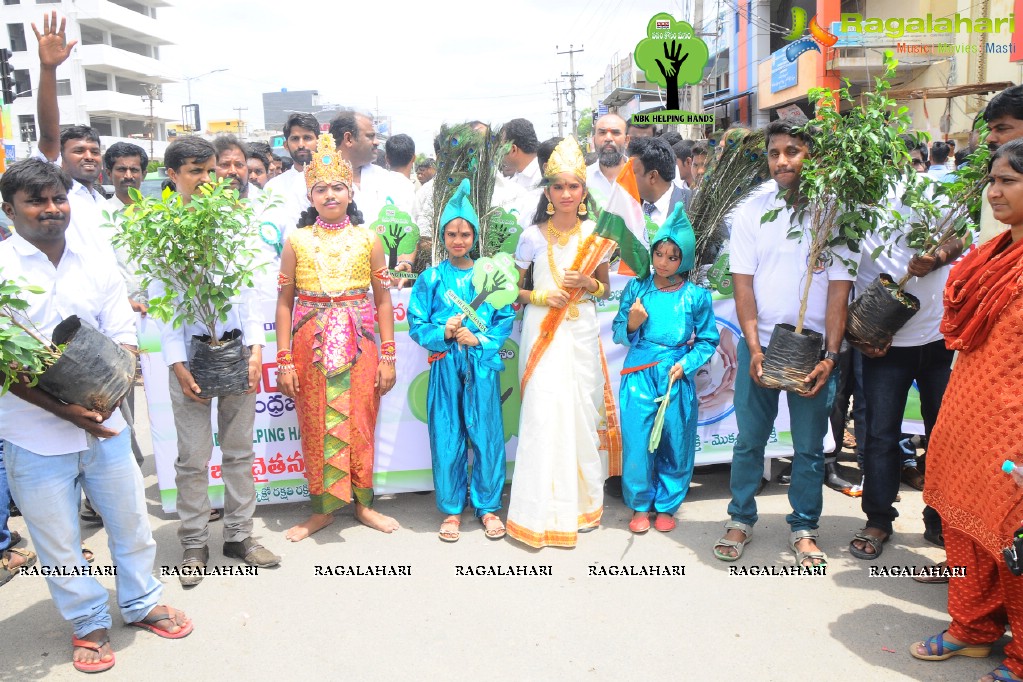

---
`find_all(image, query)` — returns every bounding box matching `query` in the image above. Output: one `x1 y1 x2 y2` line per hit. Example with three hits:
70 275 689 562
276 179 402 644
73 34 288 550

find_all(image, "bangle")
277 273 293 291
275 362 295 376
380 341 396 364
276 349 293 364
592 281 605 298
530 289 548 306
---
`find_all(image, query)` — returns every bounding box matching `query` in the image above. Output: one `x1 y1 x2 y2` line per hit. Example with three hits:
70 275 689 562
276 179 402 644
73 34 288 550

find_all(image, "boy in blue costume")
407 179 515 542
612 203 719 533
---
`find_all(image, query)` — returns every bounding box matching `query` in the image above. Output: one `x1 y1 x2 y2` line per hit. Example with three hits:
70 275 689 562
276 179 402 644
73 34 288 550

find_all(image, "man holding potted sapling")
712 120 856 569
0 159 192 674
155 136 281 586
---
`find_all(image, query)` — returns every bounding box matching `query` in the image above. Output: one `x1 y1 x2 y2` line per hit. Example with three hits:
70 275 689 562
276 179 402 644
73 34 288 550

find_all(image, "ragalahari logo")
631 13 713 126
783 7 839 62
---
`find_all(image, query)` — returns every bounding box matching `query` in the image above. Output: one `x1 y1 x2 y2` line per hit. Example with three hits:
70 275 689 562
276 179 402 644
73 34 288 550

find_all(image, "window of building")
56 78 71 96
4 0 22 6
80 25 105 46
36 0 61 4
12 69 30 98
7 23 27 51
18 115 36 142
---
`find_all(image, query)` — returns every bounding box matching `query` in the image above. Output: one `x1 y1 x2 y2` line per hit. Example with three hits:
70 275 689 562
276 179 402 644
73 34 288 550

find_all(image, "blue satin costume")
612 205 719 514
408 261 514 516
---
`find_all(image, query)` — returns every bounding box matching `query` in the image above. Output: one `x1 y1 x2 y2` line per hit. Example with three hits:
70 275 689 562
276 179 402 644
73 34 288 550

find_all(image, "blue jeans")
4 429 162 637
0 441 11 550
728 339 838 531
860 340 953 536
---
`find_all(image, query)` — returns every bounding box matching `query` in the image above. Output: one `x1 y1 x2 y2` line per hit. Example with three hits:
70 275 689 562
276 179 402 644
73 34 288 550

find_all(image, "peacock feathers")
686 128 769 282
429 122 507 264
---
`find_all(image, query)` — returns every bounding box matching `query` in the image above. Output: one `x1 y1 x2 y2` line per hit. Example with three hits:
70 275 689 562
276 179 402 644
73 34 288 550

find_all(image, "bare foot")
73 628 113 668
286 513 334 542
355 503 400 533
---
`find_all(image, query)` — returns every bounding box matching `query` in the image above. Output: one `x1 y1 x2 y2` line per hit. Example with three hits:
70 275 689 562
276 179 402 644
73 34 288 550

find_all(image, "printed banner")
145 260 807 513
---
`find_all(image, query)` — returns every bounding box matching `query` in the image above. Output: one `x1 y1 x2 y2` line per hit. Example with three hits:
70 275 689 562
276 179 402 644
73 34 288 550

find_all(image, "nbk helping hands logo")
631 13 713 126
783 7 839 62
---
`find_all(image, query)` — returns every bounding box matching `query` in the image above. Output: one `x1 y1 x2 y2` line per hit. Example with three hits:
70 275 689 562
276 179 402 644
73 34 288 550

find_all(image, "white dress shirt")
0 231 135 454
512 157 541 191
355 163 416 227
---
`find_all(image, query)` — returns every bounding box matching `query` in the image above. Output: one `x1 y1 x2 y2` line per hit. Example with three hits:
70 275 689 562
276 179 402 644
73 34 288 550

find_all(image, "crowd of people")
0 11 1022 681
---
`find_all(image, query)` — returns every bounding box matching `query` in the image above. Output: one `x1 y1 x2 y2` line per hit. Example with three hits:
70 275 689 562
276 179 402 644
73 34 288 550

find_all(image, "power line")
557 44 585 138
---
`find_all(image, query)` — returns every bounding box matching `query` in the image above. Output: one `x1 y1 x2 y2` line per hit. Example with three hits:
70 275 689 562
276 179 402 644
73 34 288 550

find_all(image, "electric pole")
546 79 565 137
141 84 163 160
233 106 248 136
557 44 584 139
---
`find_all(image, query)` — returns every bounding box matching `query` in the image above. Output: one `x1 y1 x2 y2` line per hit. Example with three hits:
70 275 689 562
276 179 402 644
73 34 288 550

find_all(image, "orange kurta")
924 294 1023 557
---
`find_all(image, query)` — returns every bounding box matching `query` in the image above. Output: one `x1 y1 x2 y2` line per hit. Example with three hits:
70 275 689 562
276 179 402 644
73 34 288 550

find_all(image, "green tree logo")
484 207 523 256
470 253 519 310
372 200 418 269
633 14 709 112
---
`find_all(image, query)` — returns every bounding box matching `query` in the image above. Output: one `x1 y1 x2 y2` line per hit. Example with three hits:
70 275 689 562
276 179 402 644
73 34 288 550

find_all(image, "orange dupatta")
520 232 622 472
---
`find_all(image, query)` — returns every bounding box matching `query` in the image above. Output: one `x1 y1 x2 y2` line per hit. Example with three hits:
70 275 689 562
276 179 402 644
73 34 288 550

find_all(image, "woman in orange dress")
275 134 399 540
910 139 1023 682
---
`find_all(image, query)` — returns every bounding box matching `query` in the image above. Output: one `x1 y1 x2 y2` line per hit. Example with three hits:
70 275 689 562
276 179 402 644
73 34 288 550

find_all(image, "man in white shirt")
979 85 1023 243
927 142 953 181
101 141 150 466
262 112 320 235
502 118 542 191
673 139 697 191
849 176 963 560
32 14 113 259
0 158 192 671
329 112 417 284
157 137 280 585
714 120 856 568
586 113 630 210
214 135 279 305
628 136 690 226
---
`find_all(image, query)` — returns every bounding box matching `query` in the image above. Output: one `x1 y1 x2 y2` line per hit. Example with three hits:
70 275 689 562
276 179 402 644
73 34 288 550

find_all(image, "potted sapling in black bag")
0 275 134 412
759 53 911 393
846 138 989 351
113 177 260 397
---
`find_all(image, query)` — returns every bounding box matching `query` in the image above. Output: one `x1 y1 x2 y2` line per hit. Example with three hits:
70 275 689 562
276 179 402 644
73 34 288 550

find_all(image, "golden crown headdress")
544 137 586 181
305 133 354 191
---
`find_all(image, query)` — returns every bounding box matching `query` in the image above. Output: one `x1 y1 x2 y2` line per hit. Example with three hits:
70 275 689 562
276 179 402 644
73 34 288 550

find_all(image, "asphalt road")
0 395 1003 681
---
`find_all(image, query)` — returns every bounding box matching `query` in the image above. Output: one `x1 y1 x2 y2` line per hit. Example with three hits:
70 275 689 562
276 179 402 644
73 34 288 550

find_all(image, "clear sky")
158 0 695 152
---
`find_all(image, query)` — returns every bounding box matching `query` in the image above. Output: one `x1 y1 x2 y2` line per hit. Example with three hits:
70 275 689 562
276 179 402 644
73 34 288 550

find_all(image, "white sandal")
713 520 752 562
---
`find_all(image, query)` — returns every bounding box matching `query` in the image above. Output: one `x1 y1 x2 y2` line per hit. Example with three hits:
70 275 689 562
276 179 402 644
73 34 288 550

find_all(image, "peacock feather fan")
431 123 483 263
430 122 504 263
686 128 769 282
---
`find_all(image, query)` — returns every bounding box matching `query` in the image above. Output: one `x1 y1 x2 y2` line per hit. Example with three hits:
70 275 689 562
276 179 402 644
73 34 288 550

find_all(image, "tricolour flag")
594 158 650 277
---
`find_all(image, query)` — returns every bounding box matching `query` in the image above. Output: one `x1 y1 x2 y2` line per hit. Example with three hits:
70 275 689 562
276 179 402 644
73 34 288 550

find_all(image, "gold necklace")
312 226 346 291
546 219 582 320
546 218 581 248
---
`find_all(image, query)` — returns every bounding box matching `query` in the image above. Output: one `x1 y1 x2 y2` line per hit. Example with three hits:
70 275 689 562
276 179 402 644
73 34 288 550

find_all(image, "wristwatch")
822 350 840 365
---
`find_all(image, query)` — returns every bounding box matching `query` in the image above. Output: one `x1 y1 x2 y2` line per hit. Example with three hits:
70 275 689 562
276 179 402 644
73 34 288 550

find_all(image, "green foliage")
0 276 60 395
633 15 709 88
469 253 519 310
883 127 989 287
146 160 161 174
769 52 912 331
112 177 261 345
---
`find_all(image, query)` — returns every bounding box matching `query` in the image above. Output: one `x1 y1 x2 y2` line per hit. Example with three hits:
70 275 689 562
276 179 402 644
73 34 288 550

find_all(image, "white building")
2 0 177 161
